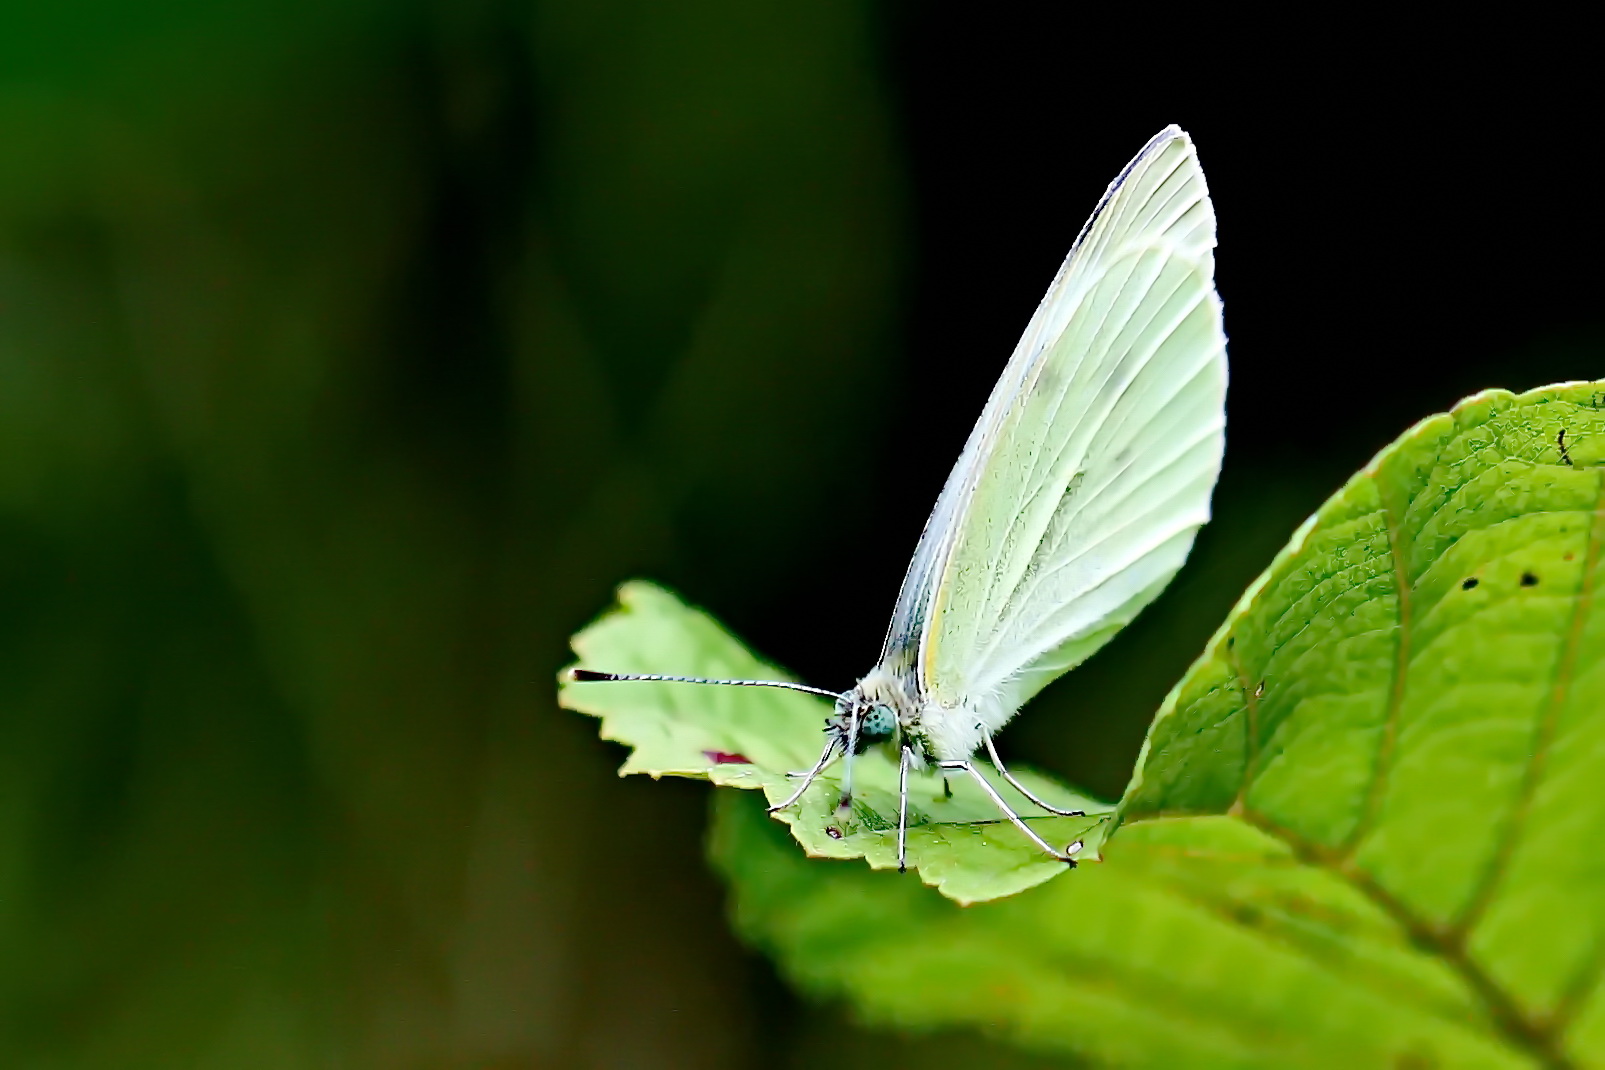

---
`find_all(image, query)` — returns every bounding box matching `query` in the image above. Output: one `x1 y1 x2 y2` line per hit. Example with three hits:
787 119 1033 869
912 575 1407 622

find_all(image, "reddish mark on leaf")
703 750 752 765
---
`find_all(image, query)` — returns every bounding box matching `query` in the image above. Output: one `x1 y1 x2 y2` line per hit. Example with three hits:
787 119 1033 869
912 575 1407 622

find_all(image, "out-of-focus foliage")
1 0 910 1065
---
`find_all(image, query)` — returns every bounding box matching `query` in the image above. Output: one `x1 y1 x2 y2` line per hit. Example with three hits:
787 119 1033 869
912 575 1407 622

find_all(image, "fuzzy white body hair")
917 703 991 763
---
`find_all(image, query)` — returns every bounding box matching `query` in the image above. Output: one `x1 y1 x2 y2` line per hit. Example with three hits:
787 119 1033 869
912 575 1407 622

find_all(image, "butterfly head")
830 666 920 756
830 699 895 754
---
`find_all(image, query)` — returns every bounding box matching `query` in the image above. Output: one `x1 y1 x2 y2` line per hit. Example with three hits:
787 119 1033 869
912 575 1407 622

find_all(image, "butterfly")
571 126 1227 871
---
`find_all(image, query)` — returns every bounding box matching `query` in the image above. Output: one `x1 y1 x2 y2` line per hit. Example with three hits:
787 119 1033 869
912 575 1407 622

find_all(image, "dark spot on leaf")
703 750 751 765
1521 571 1539 587
825 826 843 840
1461 577 1479 590
1226 636 1235 649
1565 552 1576 561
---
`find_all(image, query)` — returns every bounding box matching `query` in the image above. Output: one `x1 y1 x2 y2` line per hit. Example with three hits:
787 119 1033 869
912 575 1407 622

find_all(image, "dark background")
1 2 1597 1066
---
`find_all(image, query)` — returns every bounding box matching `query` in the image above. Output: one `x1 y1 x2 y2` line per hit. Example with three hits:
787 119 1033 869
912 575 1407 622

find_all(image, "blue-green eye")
859 703 896 742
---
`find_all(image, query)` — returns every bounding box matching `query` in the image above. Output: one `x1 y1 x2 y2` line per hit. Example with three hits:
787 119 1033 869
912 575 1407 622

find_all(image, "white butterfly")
574 126 1227 870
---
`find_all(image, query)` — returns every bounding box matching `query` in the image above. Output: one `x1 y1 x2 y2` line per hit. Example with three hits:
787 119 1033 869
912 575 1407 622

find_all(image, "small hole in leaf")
825 826 843 840
1521 571 1539 587
1462 577 1479 590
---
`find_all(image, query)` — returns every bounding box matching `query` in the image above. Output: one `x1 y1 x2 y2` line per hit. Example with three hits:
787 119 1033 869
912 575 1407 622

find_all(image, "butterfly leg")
785 748 840 778
981 731 1086 817
768 736 840 813
935 759 1077 864
897 745 912 872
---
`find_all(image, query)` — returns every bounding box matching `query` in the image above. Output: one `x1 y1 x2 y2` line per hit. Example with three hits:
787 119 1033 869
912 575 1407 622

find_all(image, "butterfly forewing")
880 127 1226 754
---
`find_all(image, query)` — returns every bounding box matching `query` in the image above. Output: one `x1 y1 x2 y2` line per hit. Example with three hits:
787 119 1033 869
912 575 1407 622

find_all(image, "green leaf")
709 789 1531 1069
568 382 1605 1067
559 582 1111 903
1113 381 1605 1064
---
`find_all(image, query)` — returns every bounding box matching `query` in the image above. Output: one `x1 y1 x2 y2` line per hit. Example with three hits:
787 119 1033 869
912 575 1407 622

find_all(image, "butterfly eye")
858 703 897 745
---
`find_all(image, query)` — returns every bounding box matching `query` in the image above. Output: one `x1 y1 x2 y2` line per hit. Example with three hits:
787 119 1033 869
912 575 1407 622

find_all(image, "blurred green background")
0 2 1598 1066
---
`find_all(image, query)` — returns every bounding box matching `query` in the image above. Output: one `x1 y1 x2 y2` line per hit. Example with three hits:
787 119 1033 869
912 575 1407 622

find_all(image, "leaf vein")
1342 494 1413 854
1239 807 1573 1068
1144 870 1509 1047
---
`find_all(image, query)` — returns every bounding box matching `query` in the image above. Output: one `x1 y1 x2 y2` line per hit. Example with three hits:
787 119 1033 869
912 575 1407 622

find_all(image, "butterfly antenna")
567 668 841 701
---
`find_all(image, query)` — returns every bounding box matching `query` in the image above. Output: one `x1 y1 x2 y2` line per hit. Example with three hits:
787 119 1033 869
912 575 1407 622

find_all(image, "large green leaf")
565 382 1605 1067
1111 381 1605 1064
560 582 1110 903
709 792 1529 1068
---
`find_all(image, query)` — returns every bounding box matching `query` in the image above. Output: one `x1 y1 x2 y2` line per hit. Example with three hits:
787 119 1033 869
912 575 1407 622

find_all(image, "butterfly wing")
879 126 1227 759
